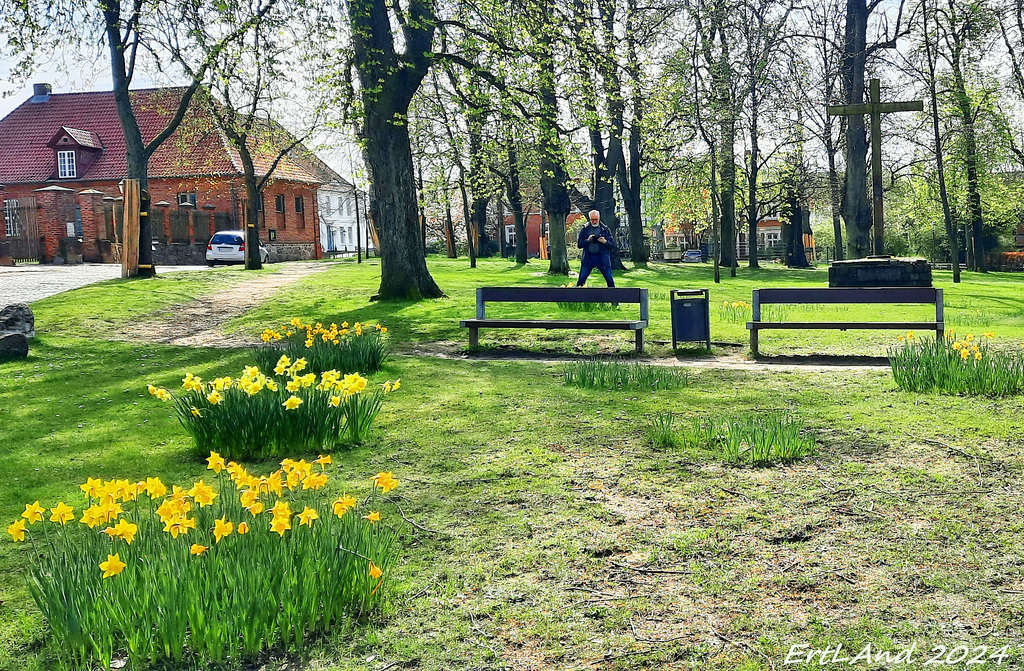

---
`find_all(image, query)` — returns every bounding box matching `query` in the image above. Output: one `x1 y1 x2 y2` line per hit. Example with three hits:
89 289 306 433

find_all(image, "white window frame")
57 150 76 179
4 199 21 237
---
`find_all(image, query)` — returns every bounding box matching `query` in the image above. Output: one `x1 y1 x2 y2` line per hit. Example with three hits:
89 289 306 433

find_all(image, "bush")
149 360 399 460
563 359 689 391
888 332 1024 396
646 412 816 466
254 318 389 376
10 460 403 669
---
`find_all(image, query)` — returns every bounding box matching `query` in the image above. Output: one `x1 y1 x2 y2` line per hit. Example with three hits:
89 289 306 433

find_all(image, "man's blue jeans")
577 255 615 287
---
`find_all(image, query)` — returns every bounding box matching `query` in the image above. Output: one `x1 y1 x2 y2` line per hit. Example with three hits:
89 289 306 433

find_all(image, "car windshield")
210 234 243 245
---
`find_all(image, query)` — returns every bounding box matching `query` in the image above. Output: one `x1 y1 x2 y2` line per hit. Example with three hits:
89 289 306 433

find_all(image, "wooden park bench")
746 287 944 356
460 286 650 353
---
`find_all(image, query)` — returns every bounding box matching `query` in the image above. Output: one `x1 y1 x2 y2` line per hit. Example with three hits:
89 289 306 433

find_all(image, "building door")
4 197 40 262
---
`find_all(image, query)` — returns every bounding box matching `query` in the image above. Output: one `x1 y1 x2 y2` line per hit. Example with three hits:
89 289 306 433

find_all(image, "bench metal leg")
750 328 759 357
469 327 479 348
635 329 644 354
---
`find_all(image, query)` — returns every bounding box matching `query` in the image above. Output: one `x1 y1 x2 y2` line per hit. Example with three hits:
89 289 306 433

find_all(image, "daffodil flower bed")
149 358 400 460
254 318 389 376
888 331 1024 396
8 456 403 668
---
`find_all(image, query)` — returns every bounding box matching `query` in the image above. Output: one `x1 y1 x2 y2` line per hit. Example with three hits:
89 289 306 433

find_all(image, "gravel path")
0 263 213 308
119 262 331 347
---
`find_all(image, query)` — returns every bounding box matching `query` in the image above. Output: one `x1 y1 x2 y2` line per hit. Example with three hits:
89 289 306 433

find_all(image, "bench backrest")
753 287 943 320
476 286 649 321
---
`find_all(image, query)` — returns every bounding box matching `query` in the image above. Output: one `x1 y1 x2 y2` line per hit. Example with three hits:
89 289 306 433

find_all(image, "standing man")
576 210 616 287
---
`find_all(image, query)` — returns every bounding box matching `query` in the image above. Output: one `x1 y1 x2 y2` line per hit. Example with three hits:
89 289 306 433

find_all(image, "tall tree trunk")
620 0 648 267
824 131 845 260
459 172 477 268
840 0 872 258
507 140 528 264
444 188 458 258
924 5 960 282
105 7 154 277
467 103 492 257
536 15 570 275
710 149 721 284
949 53 985 272
236 144 263 270
350 0 443 299
416 153 427 255
618 117 646 266
746 87 760 269
785 190 810 267
361 115 443 298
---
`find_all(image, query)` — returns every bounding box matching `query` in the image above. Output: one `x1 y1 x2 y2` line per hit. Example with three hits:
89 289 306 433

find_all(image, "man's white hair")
588 209 600 219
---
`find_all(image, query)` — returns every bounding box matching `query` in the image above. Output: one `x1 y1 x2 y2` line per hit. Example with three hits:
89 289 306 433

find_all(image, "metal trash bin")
670 288 711 350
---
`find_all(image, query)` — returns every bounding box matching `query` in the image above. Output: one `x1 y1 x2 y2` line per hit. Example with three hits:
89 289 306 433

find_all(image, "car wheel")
207 262 216 267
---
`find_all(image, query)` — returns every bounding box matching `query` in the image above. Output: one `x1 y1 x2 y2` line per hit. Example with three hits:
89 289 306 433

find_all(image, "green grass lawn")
223 257 1024 355
2 257 1024 670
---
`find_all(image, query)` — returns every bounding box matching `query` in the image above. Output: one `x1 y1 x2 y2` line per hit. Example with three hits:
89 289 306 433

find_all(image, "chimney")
30 83 51 103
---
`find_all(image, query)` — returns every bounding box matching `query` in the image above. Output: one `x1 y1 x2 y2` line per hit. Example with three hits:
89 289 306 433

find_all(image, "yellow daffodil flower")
80 477 103 498
50 502 74 525
189 481 217 507
983 332 995 338
372 472 399 494
270 516 291 536
283 395 303 410
237 522 250 534
144 477 167 499
114 518 138 544
207 390 224 405
190 544 208 556
364 511 381 523
7 519 26 542
100 553 126 578
332 494 357 518
314 454 332 465
21 501 45 524
369 561 383 580
297 507 319 526
247 501 265 516
213 517 234 542
206 452 226 473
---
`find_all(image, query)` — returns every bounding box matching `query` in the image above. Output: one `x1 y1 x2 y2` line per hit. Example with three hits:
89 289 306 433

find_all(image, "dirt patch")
399 340 892 373
120 263 330 347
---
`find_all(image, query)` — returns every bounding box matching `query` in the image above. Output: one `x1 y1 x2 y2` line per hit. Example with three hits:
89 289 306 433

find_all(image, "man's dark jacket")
577 222 615 261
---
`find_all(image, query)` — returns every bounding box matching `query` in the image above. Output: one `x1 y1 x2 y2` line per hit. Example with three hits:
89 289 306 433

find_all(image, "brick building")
0 84 322 264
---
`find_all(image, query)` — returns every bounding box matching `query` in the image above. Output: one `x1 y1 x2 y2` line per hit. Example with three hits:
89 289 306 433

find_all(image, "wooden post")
869 79 884 255
827 79 923 257
122 179 140 278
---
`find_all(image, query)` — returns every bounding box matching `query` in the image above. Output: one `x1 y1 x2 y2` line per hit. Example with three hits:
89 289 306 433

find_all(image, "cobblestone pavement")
0 263 213 308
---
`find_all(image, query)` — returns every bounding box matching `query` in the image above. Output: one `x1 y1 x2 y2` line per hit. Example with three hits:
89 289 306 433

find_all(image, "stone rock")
0 303 34 338
828 256 932 288
0 332 28 362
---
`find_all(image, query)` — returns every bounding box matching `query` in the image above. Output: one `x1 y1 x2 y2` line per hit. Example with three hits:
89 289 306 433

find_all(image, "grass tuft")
562 359 689 390
888 335 1024 396
646 412 816 465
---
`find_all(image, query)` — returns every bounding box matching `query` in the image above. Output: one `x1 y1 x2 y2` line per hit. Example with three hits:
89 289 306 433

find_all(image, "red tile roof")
61 126 103 149
0 87 319 185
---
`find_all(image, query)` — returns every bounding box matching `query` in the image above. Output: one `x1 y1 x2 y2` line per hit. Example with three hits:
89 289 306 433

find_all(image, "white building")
289 148 374 255
317 178 373 255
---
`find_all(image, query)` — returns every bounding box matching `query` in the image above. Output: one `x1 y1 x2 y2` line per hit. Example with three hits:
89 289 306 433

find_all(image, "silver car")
206 230 269 266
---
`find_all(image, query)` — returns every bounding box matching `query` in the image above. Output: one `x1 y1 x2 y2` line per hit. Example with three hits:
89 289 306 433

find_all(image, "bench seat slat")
756 287 939 304
478 286 643 303
461 318 646 330
747 321 942 330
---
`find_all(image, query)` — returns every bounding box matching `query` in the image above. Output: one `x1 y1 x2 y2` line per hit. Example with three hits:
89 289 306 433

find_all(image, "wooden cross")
828 78 923 255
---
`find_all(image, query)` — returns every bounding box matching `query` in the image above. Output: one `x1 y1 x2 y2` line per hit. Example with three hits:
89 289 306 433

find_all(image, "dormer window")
57 150 76 178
